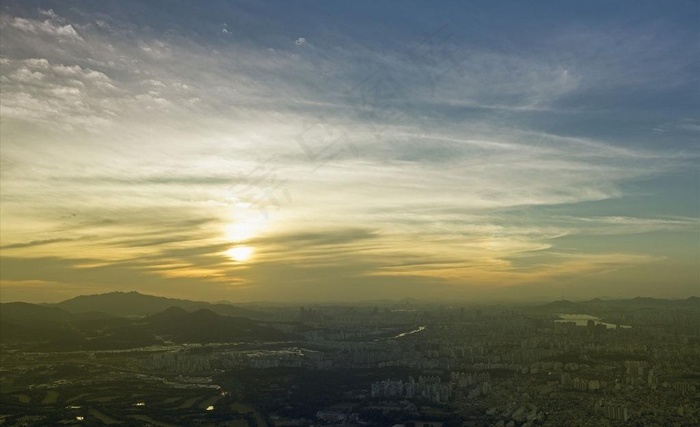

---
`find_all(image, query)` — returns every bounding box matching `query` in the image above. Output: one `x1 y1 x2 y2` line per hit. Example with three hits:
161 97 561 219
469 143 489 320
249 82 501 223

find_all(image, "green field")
89 408 120 425
130 414 177 427
14 394 30 404
66 392 91 403
231 402 268 427
41 390 59 404
176 396 200 409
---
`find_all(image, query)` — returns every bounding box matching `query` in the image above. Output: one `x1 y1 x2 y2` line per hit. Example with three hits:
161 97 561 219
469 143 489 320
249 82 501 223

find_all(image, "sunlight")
226 245 253 262
225 220 260 242
224 216 262 262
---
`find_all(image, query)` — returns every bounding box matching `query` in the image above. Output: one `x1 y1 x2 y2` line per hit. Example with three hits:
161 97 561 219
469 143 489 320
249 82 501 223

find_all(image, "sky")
0 0 698 303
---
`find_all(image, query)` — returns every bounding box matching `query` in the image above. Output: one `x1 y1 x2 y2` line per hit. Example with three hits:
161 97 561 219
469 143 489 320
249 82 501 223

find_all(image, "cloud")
0 57 120 131
251 228 378 248
566 216 699 236
0 2 697 302
0 238 86 250
8 17 83 41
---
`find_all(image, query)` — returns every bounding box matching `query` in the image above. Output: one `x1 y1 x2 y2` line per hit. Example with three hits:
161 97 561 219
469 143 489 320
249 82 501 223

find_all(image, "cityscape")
0 292 698 426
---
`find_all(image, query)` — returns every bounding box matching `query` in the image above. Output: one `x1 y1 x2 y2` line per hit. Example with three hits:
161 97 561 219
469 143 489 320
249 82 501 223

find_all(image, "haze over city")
1 0 698 304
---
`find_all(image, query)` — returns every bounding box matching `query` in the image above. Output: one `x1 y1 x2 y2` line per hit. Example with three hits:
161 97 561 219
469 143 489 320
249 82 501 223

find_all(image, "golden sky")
1 1 698 302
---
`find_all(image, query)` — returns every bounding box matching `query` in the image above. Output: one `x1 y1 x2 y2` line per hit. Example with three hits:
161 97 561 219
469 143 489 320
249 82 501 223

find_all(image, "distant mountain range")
49 291 265 318
0 292 297 351
537 296 699 312
2 291 698 350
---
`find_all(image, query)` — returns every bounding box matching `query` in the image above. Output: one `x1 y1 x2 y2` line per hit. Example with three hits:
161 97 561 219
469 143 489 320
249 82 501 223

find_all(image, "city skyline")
1 1 698 303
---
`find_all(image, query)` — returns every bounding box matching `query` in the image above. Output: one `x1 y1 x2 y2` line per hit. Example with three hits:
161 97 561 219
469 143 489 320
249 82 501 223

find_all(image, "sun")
226 245 253 262
223 212 266 262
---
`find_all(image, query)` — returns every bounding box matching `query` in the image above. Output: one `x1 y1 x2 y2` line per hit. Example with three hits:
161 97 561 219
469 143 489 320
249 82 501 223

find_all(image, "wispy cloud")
8 16 83 41
0 2 697 302
0 237 88 250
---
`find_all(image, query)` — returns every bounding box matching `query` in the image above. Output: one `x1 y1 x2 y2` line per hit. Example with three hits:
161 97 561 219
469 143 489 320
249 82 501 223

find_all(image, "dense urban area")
1 292 698 426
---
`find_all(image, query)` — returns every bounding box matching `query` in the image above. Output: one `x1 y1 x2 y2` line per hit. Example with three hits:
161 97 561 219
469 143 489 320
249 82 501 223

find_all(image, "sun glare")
227 245 253 262
225 220 261 242
224 217 262 262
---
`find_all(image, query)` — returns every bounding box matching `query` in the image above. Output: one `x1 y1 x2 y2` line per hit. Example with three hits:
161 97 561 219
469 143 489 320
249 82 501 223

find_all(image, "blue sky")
0 0 698 302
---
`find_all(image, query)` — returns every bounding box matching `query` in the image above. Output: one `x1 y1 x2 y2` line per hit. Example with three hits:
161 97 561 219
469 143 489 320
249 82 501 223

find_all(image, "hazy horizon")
4 288 699 306
1 1 698 304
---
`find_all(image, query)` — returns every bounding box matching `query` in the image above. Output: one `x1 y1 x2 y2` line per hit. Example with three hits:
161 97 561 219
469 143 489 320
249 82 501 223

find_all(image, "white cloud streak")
0 3 697 301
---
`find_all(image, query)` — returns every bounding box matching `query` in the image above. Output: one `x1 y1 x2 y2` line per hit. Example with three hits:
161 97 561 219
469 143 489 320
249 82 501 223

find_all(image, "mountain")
144 305 189 322
0 302 296 350
0 302 117 345
540 300 578 311
0 302 75 322
537 297 699 310
53 291 264 319
142 307 294 343
599 297 700 308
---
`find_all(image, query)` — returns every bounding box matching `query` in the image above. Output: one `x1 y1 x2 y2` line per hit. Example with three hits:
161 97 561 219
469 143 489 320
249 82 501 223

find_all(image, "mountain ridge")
0 301 296 350
51 291 265 319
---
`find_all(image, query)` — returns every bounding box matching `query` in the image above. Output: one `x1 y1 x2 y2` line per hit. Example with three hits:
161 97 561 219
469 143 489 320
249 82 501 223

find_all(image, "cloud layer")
1 1 698 302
